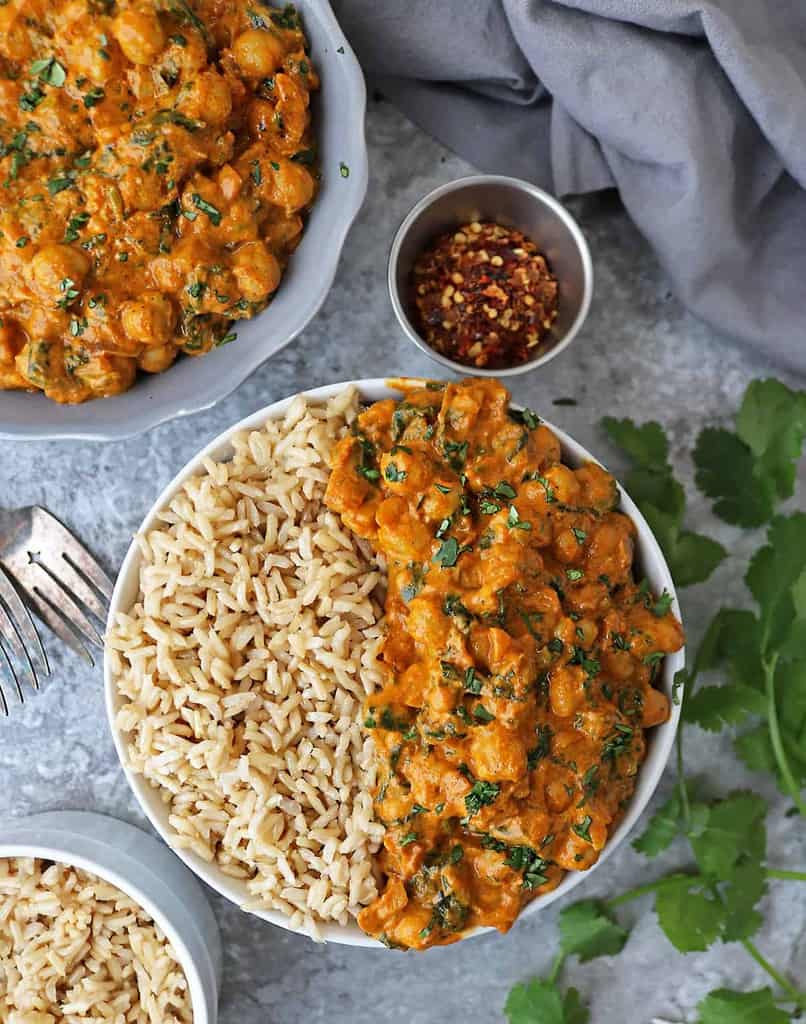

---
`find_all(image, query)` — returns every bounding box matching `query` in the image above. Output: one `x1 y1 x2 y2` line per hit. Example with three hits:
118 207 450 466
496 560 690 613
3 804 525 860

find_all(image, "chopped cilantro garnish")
572 815 593 843
464 779 500 817
507 505 531 531
192 193 222 225
30 57 66 87
384 462 407 483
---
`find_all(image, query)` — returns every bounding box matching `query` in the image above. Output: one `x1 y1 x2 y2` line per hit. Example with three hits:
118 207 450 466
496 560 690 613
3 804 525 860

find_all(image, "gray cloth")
334 0 806 374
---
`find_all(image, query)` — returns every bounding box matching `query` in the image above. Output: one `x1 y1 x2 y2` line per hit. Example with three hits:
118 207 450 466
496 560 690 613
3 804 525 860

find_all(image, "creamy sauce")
326 378 684 949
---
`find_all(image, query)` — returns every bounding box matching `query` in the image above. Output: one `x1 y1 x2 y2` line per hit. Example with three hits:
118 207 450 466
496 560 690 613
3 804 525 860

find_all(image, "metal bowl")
388 175 593 377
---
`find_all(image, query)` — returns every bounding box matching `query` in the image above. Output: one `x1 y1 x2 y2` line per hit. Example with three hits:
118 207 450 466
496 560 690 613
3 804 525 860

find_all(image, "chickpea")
139 342 178 374
572 617 599 648
642 686 670 728
247 98 278 136
545 777 574 814
79 352 137 396
554 526 583 563
231 241 281 302
217 164 242 202
120 291 177 345
542 464 581 505
0 320 23 365
232 29 287 77
531 424 561 466
266 159 314 214
113 8 166 65
576 463 619 511
27 245 90 300
178 71 232 125
549 664 585 717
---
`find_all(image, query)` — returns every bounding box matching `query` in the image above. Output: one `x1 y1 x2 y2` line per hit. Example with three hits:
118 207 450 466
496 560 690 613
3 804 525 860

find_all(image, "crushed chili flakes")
410 221 559 369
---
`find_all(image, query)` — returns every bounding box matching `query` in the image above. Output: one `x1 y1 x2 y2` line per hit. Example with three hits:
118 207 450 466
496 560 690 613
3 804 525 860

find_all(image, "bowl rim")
0 0 369 443
387 174 594 379
0 811 218 1023
104 377 684 949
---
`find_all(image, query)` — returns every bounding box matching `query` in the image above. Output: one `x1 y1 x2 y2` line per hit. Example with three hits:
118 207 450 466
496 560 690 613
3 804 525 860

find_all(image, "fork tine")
0 598 40 691
0 633 23 706
33 507 114 600
39 552 108 622
17 582 93 664
21 562 102 649
0 565 49 676
0 655 8 716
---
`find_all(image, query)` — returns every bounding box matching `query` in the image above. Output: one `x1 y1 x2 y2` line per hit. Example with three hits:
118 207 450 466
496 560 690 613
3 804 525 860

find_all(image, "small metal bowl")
388 175 593 377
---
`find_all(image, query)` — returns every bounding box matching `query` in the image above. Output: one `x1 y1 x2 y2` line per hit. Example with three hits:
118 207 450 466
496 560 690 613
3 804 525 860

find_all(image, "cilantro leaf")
736 379 806 502
688 792 767 880
692 608 764 682
667 531 729 588
624 466 685 520
601 417 668 468
558 900 628 962
433 537 460 568
694 379 806 526
782 569 806 660
684 683 767 732
601 416 725 588
633 791 682 857
696 987 791 1024
464 779 500 816
694 427 775 527
655 878 726 951
720 859 766 942
746 514 806 651
505 979 589 1024
734 725 778 778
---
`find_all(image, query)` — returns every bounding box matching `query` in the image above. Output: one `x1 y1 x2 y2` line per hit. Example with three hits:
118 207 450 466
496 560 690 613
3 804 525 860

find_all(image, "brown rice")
107 388 385 938
0 857 192 1023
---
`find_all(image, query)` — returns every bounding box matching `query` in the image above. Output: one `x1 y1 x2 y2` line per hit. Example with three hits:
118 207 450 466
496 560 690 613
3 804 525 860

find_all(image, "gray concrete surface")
2 99 804 1023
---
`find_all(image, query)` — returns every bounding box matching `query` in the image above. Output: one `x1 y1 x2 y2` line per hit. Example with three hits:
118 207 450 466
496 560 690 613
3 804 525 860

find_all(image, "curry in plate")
325 378 684 949
0 0 317 403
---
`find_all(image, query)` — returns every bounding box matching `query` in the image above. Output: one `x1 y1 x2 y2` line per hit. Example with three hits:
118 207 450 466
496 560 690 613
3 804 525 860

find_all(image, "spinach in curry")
0 0 317 402
325 379 684 949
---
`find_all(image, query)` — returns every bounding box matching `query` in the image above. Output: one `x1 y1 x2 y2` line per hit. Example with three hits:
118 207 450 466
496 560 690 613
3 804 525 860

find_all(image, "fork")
0 506 114 713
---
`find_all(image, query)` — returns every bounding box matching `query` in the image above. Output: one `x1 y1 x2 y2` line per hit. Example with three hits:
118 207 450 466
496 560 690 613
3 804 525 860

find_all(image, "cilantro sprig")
694 379 806 527
601 416 727 586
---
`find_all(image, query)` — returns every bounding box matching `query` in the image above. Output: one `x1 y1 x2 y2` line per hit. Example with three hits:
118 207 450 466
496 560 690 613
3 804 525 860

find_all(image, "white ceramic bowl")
105 379 685 947
1 810 222 1021
0 0 368 442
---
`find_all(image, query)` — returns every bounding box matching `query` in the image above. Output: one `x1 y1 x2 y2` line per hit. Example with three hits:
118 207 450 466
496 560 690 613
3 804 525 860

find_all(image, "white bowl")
105 379 685 947
0 0 368 442
1 810 222 1021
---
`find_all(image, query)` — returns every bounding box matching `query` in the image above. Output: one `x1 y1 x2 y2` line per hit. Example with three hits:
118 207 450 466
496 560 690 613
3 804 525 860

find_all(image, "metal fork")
0 506 114 713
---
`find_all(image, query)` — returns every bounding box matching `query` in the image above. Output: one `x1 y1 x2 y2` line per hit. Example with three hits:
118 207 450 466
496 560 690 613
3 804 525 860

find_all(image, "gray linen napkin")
334 0 806 373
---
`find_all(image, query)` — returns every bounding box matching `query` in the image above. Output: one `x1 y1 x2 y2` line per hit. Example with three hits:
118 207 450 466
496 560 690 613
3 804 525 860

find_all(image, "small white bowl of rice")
103 379 683 948
0 810 221 1023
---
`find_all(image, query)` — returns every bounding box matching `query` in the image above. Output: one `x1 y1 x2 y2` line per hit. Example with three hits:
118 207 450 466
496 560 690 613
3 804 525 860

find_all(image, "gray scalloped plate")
0 0 368 442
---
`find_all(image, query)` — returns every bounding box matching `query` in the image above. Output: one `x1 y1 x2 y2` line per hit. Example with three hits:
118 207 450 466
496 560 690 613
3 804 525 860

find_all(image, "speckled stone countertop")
2 101 804 1024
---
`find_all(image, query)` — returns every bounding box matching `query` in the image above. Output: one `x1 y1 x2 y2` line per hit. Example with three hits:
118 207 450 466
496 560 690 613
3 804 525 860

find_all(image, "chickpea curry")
325 378 684 950
0 0 318 403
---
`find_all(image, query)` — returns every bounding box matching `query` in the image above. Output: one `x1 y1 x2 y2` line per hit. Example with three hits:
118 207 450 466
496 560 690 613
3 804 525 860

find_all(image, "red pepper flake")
410 221 559 369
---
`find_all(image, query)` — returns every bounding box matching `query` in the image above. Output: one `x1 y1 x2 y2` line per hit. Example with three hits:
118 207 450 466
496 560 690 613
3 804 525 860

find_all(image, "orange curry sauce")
325 379 684 950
